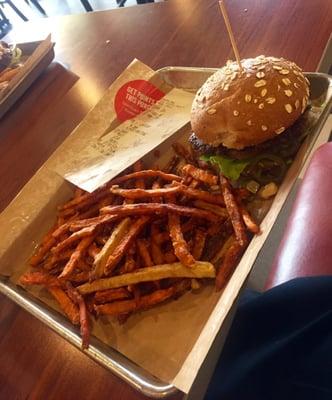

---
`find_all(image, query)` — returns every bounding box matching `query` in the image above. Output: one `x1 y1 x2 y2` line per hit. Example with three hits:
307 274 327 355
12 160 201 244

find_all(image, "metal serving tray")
0 67 331 398
0 40 55 119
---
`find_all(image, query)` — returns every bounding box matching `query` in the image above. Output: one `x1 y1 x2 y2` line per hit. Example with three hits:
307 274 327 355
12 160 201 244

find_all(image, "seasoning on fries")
168 213 196 268
92 218 131 279
100 203 219 222
66 282 90 349
21 152 261 349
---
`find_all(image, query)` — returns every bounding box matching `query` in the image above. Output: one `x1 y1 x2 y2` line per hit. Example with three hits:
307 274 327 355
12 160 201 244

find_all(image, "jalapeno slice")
244 154 287 184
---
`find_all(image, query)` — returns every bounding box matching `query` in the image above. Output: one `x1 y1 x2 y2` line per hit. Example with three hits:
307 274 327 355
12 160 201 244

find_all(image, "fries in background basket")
20 149 260 349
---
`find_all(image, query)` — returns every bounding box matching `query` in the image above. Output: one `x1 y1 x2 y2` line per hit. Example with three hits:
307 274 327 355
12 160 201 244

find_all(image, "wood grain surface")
0 1 331 399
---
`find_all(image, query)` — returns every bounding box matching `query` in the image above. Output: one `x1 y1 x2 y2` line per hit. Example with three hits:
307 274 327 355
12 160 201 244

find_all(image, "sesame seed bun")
190 56 310 150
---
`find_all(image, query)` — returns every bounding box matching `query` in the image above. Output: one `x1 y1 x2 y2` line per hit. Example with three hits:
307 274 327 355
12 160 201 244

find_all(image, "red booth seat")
265 142 332 289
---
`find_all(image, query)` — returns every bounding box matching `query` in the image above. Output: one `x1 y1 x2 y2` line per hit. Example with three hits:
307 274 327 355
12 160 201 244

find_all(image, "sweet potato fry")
91 218 131 279
151 241 164 265
94 280 191 316
69 214 118 232
20 270 60 287
133 160 144 171
163 251 177 263
94 288 131 304
52 225 96 255
206 222 223 236
66 282 90 349
123 198 134 205
128 284 141 306
122 169 144 203
88 242 100 259
182 164 218 185
95 236 107 246
59 235 95 279
181 218 197 234
192 229 207 260
74 187 86 199
43 249 74 270
57 215 65 227
177 184 224 205
183 175 192 186
179 178 199 202
239 205 260 234
100 203 219 222
112 170 181 186
0 66 20 83
59 183 110 211
105 216 150 275
194 200 228 218
62 190 110 212
117 313 131 324
98 195 114 208
172 143 196 164
78 202 105 219
137 239 153 268
120 244 137 274
220 175 248 247
111 185 181 199
153 219 196 246
168 213 196 267
151 180 163 203
76 259 91 271
29 226 57 266
133 160 145 189
211 234 236 264
189 179 200 189
78 261 215 294
52 222 71 239
163 155 180 173
113 184 224 205
215 241 245 291
124 256 136 273
58 207 78 220
187 238 194 253
153 231 169 245
48 286 80 325
68 271 90 283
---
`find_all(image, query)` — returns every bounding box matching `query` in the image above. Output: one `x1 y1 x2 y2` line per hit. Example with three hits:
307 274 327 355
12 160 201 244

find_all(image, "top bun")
191 56 310 150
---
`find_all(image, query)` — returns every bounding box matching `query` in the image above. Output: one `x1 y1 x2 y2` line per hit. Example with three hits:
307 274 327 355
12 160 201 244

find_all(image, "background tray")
0 40 55 119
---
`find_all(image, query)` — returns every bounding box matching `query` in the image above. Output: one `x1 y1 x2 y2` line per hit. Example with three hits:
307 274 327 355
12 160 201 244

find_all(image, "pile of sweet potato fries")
20 149 259 349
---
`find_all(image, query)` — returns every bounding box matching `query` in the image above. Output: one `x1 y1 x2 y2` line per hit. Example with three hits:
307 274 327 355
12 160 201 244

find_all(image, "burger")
0 41 22 87
190 56 311 193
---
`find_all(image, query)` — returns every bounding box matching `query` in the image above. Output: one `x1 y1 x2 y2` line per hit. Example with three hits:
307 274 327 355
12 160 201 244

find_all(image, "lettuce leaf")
201 154 250 181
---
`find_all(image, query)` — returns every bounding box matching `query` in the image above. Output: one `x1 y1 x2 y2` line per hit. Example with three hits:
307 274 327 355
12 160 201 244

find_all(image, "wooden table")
1 1 331 399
